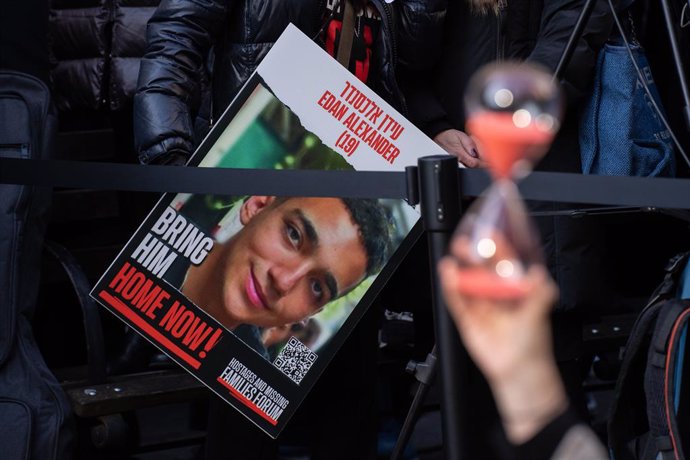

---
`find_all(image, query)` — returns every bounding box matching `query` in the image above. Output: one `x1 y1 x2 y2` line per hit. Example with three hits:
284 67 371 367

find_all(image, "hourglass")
453 62 564 300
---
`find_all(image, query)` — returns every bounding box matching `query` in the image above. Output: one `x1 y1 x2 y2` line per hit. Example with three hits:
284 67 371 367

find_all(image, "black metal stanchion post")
390 345 437 460
417 156 467 460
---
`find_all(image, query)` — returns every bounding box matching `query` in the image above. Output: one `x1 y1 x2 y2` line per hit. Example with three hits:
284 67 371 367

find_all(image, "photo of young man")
179 195 392 357
152 82 415 362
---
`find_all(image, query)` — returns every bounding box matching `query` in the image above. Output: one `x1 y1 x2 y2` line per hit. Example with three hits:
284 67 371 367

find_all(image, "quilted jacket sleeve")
133 0 227 164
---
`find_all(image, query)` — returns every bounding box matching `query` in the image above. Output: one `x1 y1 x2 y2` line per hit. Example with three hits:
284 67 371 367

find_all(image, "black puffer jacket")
414 0 615 173
133 0 446 164
49 0 160 111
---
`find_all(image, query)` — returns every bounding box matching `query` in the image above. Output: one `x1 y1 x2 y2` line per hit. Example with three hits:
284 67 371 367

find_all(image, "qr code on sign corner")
274 337 317 385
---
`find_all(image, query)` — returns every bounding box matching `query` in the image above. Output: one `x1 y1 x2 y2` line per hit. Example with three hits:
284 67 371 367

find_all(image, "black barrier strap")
0 157 407 199
517 170 690 209
2 158 690 210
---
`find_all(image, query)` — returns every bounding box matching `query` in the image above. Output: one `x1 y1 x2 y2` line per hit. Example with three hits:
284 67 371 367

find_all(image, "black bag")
0 70 74 460
608 252 690 459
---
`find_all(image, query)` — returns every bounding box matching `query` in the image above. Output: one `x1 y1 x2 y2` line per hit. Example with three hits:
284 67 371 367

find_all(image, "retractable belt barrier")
0 158 408 199
2 157 690 210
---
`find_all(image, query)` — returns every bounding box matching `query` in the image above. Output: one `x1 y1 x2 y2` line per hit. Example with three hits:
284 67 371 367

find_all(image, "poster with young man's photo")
90 24 446 437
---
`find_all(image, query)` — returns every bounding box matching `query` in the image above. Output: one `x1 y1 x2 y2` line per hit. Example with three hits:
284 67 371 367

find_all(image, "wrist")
490 359 569 444
426 119 454 140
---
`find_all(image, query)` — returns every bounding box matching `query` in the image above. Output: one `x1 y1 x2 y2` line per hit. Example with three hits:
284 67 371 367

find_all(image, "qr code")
274 337 317 384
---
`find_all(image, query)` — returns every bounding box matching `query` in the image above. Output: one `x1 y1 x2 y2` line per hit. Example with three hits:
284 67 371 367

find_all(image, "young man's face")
216 196 368 329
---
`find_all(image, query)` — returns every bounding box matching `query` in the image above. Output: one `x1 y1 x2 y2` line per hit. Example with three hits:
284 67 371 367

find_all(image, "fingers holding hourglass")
445 230 533 300
438 252 558 381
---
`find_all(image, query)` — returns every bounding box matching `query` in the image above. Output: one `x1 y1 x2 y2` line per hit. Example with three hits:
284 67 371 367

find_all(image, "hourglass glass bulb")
464 62 563 179
453 181 544 299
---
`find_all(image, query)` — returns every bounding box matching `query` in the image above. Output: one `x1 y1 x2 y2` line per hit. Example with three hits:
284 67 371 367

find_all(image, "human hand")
438 239 567 443
433 129 485 168
439 249 557 380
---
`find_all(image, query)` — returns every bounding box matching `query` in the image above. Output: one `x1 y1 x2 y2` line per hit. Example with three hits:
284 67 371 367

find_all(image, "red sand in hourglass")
456 267 531 300
466 111 554 179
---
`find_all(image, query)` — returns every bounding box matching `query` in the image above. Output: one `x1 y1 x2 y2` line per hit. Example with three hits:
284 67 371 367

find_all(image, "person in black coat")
133 0 447 166
413 0 616 172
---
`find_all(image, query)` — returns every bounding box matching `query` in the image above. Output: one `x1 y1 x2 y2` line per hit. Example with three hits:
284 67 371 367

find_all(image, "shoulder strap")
646 300 690 460
607 252 690 457
608 297 664 458
677 255 690 299
336 0 355 69
651 252 690 301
